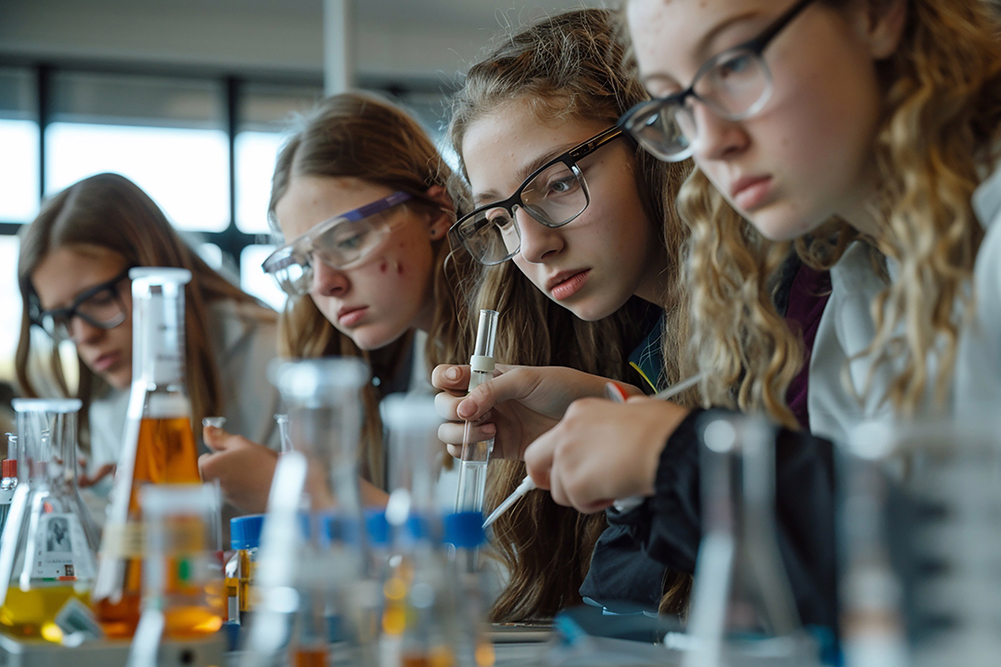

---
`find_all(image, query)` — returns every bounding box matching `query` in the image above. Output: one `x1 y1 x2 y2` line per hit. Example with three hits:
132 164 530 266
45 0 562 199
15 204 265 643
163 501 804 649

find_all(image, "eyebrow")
639 9 762 90
471 141 578 207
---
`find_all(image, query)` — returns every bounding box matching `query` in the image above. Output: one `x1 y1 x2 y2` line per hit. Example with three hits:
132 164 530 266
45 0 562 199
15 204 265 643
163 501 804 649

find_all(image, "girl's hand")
432 364 641 460
199 425 278 514
523 396 690 514
78 459 116 488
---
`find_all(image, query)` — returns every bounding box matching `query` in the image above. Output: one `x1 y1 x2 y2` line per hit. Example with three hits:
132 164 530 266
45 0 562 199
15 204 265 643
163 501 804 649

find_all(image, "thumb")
202 425 231 452
458 366 536 421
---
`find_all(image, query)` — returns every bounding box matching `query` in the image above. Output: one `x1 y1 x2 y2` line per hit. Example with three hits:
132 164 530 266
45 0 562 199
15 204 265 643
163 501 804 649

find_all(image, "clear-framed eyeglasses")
262 191 412 297
30 267 132 342
620 0 817 162
448 126 627 266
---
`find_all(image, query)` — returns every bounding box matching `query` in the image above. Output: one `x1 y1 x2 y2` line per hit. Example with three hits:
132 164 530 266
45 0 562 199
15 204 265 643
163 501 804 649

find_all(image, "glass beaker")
93 267 202 638
0 398 100 643
127 484 225 667
383 393 443 527
684 412 814 667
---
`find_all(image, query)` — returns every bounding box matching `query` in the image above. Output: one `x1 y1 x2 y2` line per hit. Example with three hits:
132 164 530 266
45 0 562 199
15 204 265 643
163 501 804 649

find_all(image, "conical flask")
684 412 814 667
0 398 100 642
242 357 371 667
93 267 202 638
127 484 225 667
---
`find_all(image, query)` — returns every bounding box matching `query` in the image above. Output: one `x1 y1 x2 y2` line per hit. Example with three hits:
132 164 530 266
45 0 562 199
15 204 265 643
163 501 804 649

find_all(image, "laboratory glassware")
225 514 264 627
274 413 293 454
383 393 442 527
126 484 225 667
444 511 495 667
684 412 815 667
0 433 20 534
455 309 499 513
93 267 202 638
0 399 100 643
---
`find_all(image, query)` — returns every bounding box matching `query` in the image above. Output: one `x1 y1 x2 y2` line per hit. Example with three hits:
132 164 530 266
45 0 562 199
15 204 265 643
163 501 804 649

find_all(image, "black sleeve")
643 408 838 629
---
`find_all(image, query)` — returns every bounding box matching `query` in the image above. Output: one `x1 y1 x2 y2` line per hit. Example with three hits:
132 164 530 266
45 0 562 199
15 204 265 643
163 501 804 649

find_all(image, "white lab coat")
955 163 1001 413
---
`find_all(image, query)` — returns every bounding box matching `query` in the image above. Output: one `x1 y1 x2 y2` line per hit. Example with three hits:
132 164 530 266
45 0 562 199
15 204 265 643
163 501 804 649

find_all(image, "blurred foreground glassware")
93 268 202 638
0 399 100 643
0 433 20 535
684 412 816 667
127 484 225 667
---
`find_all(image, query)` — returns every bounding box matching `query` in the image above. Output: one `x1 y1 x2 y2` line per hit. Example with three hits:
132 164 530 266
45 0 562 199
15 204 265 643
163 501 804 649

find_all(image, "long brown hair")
16 172 270 450
447 9 695 620
671 0 1001 424
268 92 470 487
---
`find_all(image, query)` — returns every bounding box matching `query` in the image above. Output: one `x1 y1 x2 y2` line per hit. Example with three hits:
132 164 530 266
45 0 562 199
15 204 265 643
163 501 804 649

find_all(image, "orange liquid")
293 647 329 667
94 416 201 638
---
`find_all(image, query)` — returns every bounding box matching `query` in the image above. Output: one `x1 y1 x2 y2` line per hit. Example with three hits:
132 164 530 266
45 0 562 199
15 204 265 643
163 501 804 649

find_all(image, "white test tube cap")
129 267 193 285
11 398 83 414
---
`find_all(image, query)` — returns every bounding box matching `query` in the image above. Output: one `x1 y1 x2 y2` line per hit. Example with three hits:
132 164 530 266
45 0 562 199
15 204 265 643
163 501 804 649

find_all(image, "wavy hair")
16 173 271 450
447 8 695 620
268 92 471 487
666 0 1001 424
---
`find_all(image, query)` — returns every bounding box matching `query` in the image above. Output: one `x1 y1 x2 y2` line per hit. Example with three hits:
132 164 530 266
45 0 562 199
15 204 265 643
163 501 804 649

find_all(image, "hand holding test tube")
454 310 500 513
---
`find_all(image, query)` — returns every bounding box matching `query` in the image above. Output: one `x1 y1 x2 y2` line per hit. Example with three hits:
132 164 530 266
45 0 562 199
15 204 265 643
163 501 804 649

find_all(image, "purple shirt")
784 264 832 430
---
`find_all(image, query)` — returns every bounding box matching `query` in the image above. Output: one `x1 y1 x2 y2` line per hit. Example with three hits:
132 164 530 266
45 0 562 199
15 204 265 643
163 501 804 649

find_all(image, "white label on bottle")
0 487 15 506
31 514 96 581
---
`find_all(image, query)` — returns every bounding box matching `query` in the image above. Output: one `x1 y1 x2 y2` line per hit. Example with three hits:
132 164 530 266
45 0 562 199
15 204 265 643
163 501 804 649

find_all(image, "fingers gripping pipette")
482 372 705 528
454 309 500 513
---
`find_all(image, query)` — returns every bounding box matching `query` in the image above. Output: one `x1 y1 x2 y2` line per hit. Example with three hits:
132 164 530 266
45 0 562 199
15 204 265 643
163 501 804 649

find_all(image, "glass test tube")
454 310 499 513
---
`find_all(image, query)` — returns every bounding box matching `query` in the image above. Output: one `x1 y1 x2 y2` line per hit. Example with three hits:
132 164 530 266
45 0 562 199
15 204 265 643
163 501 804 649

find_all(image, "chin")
563 299 618 323
348 325 408 352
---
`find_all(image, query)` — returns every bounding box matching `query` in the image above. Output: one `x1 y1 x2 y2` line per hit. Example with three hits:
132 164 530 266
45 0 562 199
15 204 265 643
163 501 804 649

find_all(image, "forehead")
274 175 397 240
32 244 127 308
627 0 767 86
461 99 609 195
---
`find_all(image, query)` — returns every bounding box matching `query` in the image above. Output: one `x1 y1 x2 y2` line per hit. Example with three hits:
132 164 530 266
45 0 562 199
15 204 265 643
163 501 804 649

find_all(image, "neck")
634 249 671 307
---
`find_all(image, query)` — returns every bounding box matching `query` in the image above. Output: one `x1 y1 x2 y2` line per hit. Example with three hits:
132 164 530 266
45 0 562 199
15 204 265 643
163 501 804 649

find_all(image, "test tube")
454 309 499 513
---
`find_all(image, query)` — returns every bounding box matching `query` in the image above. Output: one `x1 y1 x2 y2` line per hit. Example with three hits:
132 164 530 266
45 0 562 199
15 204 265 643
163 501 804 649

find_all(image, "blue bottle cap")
230 514 265 550
365 509 390 548
444 511 485 550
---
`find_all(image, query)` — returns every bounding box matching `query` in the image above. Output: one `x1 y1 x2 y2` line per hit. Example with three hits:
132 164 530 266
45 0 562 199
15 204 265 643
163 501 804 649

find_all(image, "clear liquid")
455 460 488 513
0 585 90 642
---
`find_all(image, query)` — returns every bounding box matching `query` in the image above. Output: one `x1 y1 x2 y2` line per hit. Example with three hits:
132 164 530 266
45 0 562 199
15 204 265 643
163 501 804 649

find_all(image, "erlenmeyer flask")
0 398 100 643
0 433 20 534
242 357 371 667
93 268 202 638
127 484 225 667
684 412 815 667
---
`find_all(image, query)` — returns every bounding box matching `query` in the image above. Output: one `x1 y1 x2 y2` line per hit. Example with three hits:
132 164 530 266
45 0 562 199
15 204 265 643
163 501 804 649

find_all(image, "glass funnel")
0 398 100 642
93 267 202 638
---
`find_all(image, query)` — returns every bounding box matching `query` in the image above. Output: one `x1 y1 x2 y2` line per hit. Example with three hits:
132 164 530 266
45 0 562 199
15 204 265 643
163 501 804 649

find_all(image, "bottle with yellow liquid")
92 268 202 639
0 398 101 643
126 484 225 667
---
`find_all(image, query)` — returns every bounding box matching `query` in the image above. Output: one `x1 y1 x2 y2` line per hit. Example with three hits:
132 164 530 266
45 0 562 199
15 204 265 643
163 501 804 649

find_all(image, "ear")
423 184 454 241
859 0 907 60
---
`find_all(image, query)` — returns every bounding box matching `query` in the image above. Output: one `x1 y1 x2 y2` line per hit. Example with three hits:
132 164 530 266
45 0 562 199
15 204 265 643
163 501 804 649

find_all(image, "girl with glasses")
16 172 281 512
197 92 467 512
434 9 700 621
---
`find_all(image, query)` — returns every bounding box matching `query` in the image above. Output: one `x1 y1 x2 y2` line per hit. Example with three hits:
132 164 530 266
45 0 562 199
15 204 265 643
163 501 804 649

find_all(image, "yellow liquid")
0 586 90 642
293 647 329 667
95 415 202 638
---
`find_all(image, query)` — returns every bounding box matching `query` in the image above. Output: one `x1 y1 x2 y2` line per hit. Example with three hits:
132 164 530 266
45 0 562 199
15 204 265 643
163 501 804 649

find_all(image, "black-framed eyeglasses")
620 0 817 162
448 126 627 265
30 267 132 342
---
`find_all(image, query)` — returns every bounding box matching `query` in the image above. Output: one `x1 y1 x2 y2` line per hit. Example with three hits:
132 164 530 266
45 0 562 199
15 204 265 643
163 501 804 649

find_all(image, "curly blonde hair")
673 0 1001 424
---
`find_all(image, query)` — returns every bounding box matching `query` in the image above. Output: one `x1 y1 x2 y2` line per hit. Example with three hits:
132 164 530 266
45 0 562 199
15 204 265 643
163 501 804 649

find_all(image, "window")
240 244 286 311
0 67 40 224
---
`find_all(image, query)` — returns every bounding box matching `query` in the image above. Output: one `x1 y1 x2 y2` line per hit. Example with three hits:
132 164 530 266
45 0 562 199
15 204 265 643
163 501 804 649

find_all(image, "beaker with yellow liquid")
92 268 202 638
0 399 100 643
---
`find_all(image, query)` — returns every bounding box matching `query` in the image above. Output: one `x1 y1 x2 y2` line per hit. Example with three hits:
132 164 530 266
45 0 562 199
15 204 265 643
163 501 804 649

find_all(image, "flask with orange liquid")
0 398 100 643
92 268 201 638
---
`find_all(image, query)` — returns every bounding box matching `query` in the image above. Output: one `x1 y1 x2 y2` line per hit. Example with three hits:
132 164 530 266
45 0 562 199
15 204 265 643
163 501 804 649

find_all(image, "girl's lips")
92 351 121 372
731 176 773 211
550 269 591 301
338 306 368 327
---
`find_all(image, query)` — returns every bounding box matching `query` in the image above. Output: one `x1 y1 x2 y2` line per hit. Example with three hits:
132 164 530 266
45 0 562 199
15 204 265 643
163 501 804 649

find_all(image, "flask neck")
133 285 187 390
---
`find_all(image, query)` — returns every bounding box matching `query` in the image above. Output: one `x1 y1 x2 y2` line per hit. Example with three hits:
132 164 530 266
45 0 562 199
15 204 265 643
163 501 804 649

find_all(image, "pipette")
274 413 293 453
454 309 500 513
482 372 705 529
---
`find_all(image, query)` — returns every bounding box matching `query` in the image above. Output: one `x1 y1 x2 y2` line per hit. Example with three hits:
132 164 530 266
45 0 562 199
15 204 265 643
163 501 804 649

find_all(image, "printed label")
32 513 96 580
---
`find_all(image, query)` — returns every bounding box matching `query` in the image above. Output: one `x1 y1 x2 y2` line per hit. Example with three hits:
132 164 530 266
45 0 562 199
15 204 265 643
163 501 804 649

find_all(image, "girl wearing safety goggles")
198 92 468 512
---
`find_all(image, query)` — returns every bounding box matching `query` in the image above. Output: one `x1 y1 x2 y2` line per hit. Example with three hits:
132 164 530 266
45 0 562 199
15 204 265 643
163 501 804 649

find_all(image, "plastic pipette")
274 413 293 453
482 372 705 529
454 309 500 513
